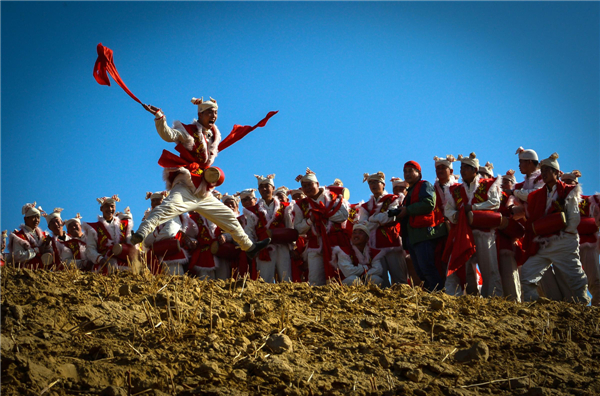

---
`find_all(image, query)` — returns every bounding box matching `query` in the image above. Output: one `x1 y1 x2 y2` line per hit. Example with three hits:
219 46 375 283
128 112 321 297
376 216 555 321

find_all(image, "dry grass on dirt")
1 266 600 396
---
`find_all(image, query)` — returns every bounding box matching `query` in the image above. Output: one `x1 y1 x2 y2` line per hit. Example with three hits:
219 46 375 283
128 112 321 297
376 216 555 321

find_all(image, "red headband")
404 161 421 172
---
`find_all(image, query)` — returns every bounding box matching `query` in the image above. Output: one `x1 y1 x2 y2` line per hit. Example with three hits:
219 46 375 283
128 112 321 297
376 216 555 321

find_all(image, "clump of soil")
1 266 599 395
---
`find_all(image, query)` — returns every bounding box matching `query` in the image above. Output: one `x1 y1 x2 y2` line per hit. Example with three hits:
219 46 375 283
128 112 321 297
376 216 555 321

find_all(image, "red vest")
449 178 498 232
188 212 217 269
407 181 437 228
246 200 290 261
361 195 402 248
62 238 86 260
524 181 576 259
578 196 598 245
87 219 129 256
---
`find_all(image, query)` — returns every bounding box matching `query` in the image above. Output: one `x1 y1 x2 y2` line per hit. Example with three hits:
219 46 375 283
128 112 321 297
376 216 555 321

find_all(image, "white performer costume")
444 153 504 297
61 214 89 269
135 98 254 252
293 169 350 286
331 225 384 286
244 175 294 283
519 153 589 304
357 172 407 287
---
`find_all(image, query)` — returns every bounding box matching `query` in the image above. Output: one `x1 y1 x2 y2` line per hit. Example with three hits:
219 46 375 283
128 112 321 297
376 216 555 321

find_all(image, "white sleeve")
85 228 103 264
330 199 350 224
564 191 581 234
243 210 258 244
337 254 367 278
8 234 36 263
369 197 400 226
155 116 188 144
444 190 459 224
294 205 311 235
514 178 544 203
367 258 384 277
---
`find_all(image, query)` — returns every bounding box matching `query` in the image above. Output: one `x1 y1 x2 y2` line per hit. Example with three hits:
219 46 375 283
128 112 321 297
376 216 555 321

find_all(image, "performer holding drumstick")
93 43 274 259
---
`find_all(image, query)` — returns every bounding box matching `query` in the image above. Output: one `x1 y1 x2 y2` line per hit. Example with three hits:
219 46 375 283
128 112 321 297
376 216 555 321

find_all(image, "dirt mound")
1 267 600 396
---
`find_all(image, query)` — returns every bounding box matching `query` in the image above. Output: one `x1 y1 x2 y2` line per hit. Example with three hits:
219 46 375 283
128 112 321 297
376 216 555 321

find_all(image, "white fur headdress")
287 188 306 199
97 195 120 206
331 179 344 187
363 172 385 184
561 169 581 183
275 186 289 195
457 152 479 169
479 161 494 177
191 97 218 113
22 202 42 217
540 152 560 171
237 188 257 199
146 191 169 200
212 190 223 200
515 147 538 161
64 213 82 228
222 193 239 204
42 207 64 224
295 168 318 183
255 174 275 187
390 177 408 188
502 169 517 184
434 154 456 169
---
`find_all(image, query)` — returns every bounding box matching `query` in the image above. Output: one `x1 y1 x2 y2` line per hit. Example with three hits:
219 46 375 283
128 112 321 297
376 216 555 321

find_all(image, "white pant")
214 259 231 280
307 250 326 286
380 250 408 287
256 244 292 283
498 253 521 302
138 183 253 250
520 234 589 304
580 244 600 306
537 266 573 301
445 232 502 297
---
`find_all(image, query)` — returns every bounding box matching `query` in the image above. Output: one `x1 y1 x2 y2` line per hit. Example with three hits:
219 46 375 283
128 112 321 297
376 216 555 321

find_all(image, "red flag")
93 43 142 104
218 111 278 151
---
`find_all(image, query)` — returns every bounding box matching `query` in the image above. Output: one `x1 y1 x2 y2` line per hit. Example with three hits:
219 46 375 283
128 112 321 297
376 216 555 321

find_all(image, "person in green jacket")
388 161 448 291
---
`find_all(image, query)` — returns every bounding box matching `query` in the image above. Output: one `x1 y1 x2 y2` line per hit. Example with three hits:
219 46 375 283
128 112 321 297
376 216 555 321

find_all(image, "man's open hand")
142 103 161 116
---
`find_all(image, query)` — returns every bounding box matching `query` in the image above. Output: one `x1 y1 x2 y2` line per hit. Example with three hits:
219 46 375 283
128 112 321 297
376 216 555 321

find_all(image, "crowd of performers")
3 97 599 306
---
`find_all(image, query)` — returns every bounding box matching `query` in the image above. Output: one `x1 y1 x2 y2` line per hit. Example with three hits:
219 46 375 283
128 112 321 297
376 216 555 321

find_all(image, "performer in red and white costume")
331 224 384 286
244 174 294 283
275 186 290 203
293 168 350 286
561 170 600 305
357 171 407 287
432 155 459 285
86 195 136 273
61 214 89 270
390 177 408 199
132 98 270 259
143 191 190 275
496 170 524 301
287 188 309 283
42 208 73 270
8 202 52 269
218 193 252 279
444 153 503 297
520 154 589 304
478 161 494 179
187 210 223 279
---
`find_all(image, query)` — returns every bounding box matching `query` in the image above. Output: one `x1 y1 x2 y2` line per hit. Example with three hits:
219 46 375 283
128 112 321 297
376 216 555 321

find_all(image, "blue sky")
2 2 598 232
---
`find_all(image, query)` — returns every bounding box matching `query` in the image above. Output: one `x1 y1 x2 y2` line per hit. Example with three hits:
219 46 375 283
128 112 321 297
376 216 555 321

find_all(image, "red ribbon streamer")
93 43 142 104
218 111 279 152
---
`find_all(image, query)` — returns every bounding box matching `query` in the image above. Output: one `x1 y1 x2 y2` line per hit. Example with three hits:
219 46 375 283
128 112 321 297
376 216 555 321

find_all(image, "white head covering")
212 190 222 200
363 172 385 184
502 170 517 185
222 193 239 203
540 152 560 172
64 213 83 228
331 179 344 187
287 188 306 199
352 223 370 237
390 177 408 188
97 195 120 206
255 174 275 187
479 161 494 177
457 152 479 169
43 208 64 225
560 169 581 183
295 168 318 183
146 191 169 200
275 186 289 196
191 97 218 113
433 155 456 169
22 202 42 218
515 147 539 161
237 189 256 199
